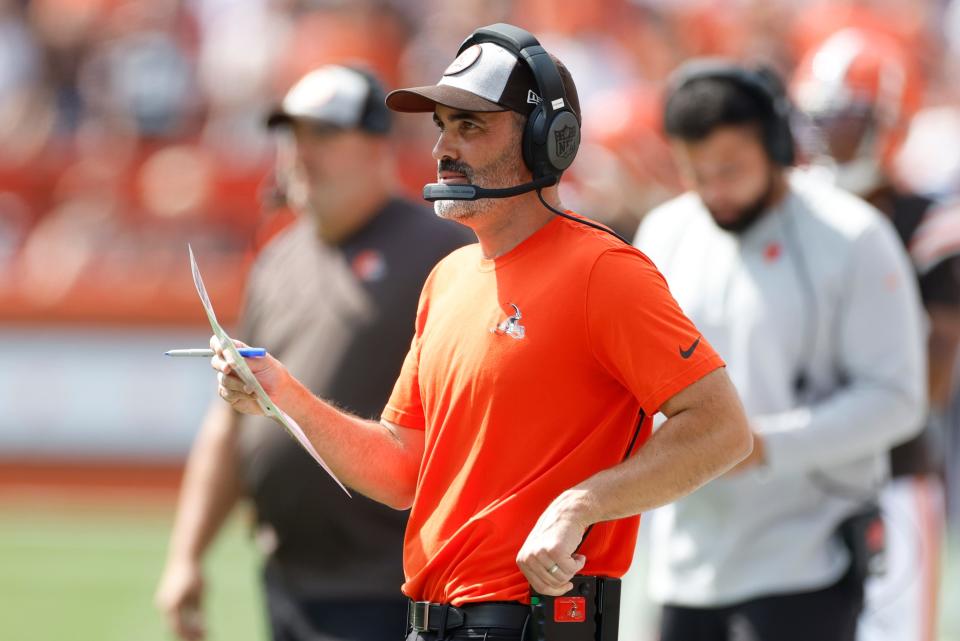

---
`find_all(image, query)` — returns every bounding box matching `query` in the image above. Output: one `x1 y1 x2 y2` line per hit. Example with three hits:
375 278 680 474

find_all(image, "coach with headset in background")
207 24 752 641
634 61 927 641
155 65 471 641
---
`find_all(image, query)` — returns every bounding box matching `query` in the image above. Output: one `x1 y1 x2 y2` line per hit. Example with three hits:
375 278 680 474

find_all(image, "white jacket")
635 171 927 606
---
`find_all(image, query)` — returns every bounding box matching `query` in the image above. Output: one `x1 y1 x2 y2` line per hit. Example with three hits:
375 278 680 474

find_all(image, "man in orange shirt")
210 24 752 641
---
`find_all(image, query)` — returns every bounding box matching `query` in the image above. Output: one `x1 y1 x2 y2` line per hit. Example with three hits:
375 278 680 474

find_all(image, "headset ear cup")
776 121 796 166
763 95 794 165
523 106 581 178
546 111 580 172
522 105 546 176
765 117 795 165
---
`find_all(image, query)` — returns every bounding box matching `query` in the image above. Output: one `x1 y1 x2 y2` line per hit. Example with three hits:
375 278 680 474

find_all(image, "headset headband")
458 24 570 120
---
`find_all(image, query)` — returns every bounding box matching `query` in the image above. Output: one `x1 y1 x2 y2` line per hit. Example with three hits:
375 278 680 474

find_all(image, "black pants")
263 566 409 641
660 571 863 641
405 626 526 641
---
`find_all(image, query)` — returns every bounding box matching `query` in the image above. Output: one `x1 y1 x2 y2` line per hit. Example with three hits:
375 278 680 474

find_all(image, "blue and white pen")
165 348 267 358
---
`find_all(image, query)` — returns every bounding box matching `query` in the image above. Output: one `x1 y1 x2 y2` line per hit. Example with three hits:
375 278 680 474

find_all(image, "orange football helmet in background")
791 27 923 194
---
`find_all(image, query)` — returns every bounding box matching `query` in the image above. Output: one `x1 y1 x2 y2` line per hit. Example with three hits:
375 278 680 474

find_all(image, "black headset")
424 24 628 244
667 60 795 166
457 23 581 181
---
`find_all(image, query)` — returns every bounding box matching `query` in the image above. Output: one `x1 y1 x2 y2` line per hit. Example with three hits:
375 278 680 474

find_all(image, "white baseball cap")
267 64 391 134
386 42 580 122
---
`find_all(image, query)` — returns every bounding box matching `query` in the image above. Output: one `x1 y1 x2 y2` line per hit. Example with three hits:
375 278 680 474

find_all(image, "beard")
706 169 778 234
433 146 527 221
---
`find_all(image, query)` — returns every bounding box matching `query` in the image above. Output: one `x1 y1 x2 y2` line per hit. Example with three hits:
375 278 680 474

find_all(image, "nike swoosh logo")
679 337 701 359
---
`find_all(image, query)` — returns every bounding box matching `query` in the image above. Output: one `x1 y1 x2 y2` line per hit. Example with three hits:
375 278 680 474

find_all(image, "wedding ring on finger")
548 563 561 576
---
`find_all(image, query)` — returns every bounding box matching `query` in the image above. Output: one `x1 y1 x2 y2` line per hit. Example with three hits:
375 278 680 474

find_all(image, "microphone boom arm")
422 175 558 202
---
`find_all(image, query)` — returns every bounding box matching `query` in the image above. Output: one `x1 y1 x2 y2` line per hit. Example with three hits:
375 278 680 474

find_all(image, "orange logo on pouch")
554 596 586 623
444 45 482 75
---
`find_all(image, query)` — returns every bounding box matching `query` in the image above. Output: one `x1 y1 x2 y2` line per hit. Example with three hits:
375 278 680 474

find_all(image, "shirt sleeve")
586 247 725 415
381 271 434 430
755 220 928 474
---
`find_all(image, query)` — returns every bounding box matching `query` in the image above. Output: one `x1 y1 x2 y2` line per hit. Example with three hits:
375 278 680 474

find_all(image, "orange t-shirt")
382 214 723 606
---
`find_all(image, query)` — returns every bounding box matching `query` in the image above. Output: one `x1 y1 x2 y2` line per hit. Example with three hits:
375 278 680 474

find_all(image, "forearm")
166 403 243 565
757 221 928 473
277 378 422 509
755 383 926 474
551 369 751 527
515 370 749 594
213 342 422 508
572 409 749 525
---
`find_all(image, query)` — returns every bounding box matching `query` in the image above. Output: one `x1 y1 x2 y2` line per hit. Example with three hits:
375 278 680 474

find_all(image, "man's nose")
432 130 458 163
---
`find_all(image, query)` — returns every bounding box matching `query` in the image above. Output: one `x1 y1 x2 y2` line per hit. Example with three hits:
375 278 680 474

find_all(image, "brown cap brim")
385 85 506 113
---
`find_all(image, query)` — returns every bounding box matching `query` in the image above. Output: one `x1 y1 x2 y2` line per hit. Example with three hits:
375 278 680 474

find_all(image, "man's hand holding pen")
209 335 290 416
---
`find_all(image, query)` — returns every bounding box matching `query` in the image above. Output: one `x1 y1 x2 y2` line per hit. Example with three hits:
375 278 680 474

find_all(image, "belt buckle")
412 601 431 631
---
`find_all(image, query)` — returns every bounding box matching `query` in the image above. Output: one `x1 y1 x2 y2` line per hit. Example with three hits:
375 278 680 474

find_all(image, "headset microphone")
422 175 557 202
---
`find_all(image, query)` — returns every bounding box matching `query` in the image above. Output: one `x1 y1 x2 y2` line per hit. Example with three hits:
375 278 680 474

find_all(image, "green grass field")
0 496 265 641
1 495 958 641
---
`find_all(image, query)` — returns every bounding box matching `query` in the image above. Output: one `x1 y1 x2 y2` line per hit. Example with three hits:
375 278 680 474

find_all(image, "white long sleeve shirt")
635 171 927 606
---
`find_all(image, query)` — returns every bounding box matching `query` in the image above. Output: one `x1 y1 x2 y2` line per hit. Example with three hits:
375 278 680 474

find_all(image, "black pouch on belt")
525 575 621 641
837 503 886 585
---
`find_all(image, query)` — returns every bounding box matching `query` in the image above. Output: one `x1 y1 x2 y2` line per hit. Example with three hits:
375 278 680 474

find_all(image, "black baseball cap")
267 64 391 134
386 41 580 123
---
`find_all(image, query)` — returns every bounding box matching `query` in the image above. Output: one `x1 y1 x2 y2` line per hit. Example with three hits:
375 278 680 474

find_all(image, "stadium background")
0 0 958 639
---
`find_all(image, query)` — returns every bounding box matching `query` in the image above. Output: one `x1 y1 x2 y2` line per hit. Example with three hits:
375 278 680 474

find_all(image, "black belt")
408 600 529 633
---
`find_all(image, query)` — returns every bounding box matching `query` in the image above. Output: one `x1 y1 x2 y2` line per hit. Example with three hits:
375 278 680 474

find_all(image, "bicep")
381 419 426 460
643 367 752 480
658 367 743 421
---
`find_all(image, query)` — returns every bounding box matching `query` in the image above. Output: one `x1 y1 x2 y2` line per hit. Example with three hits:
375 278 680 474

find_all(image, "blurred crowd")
0 0 958 326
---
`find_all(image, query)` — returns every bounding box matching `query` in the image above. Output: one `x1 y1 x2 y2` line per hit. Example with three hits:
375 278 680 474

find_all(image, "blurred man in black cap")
155 64 471 641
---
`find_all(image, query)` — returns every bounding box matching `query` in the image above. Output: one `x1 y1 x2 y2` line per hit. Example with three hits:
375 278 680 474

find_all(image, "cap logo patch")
444 45 482 76
554 125 578 159
551 98 565 110
527 90 542 105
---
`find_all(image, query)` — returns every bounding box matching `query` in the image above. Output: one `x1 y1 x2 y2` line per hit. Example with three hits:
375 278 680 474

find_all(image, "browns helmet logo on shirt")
490 303 525 339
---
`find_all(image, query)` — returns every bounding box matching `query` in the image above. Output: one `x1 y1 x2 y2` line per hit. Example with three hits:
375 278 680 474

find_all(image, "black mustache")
438 159 474 179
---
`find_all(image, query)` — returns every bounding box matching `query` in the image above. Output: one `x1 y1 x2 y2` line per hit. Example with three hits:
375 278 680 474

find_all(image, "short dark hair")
664 77 769 142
